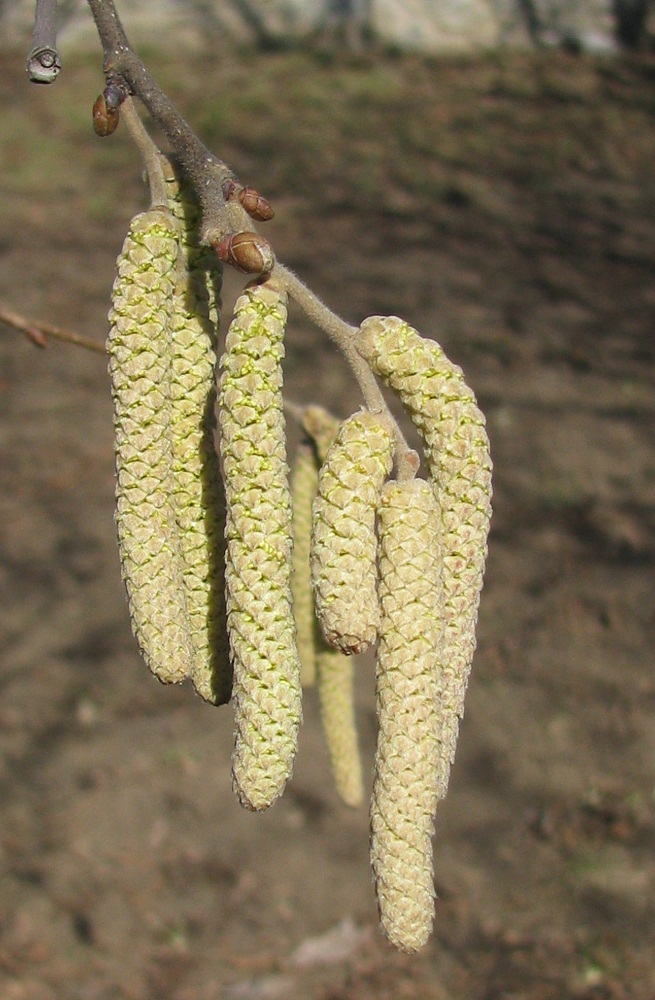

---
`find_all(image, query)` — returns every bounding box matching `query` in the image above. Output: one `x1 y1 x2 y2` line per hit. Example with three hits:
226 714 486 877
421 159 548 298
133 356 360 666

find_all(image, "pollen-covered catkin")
291 420 363 804
291 406 340 687
311 410 394 655
218 276 302 811
164 161 231 705
357 316 492 797
316 642 363 807
107 208 193 684
300 405 340 464
291 441 321 687
370 478 443 953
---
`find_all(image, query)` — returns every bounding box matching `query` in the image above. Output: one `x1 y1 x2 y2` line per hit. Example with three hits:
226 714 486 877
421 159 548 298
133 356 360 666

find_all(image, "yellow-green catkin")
370 478 443 953
357 316 492 796
291 440 321 687
164 160 231 706
300 405 340 464
291 413 363 805
218 276 302 811
315 642 364 807
107 209 193 685
311 410 394 655
291 405 340 687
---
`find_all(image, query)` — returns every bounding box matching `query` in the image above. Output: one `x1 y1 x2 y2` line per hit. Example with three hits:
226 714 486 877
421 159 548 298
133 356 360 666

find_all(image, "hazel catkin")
311 410 394 655
107 208 193 685
315 641 364 807
164 160 231 706
218 276 302 811
290 405 340 687
357 315 492 797
370 477 443 953
291 440 321 687
290 413 363 805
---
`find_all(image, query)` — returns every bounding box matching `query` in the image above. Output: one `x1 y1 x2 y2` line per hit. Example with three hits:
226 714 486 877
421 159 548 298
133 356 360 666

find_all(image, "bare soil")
1 47 654 1000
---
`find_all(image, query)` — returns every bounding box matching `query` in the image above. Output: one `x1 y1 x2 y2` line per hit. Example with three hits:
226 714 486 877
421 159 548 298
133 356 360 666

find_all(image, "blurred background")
0 2 654 998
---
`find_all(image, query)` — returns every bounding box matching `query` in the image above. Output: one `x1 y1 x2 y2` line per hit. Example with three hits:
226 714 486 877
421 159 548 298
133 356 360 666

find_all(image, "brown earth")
1 45 654 1000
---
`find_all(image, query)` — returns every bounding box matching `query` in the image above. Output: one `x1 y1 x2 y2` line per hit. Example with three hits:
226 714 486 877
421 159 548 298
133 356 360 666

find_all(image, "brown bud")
238 187 274 222
213 232 275 275
93 94 119 137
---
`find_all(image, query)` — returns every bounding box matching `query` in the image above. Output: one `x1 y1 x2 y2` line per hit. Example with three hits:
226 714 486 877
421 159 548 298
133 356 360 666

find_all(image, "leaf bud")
92 93 120 137
238 186 275 221
213 232 275 275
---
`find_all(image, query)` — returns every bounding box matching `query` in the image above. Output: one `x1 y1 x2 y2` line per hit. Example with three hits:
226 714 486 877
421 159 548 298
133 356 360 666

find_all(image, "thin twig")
121 98 169 208
85 0 251 245
0 305 105 354
27 0 62 83
274 263 415 473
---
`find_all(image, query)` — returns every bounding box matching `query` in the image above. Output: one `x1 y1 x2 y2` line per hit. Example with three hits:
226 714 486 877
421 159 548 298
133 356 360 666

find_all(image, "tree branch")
0 305 105 353
27 0 62 83
85 0 249 244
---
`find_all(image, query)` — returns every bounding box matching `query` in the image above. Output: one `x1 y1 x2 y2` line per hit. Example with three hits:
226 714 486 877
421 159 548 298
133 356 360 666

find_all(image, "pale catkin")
370 478 443 953
291 424 363 804
357 316 492 797
311 410 394 654
165 162 231 705
107 208 193 684
218 277 302 811
300 405 340 463
291 406 340 687
315 641 364 807
291 441 321 687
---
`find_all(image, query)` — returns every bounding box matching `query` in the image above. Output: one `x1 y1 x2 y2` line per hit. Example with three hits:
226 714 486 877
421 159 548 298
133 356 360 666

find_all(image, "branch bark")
85 0 249 244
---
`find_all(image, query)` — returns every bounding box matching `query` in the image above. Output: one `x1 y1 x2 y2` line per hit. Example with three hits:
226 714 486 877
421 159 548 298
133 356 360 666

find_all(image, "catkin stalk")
357 316 492 796
218 277 302 811
165 161 231 705
311 410 394 654
107 208 193 684
371 478 443 953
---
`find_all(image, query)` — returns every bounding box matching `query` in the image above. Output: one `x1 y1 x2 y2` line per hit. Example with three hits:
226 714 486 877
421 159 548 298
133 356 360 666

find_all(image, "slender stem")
0 305 105 353
274 262 415 473
27 0 62 83
121 98 168 208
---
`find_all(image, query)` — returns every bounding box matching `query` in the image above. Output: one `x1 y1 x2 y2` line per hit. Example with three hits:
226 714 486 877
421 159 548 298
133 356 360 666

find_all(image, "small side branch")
0 305 105 354
27 0 62 83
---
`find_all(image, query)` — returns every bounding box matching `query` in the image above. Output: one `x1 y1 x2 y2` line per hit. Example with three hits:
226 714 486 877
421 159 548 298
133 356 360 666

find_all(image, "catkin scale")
107 209 193 685
164 161 231 705
218 277 302 811
311 411 394 655
371 478 443 953
357 316 492 797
